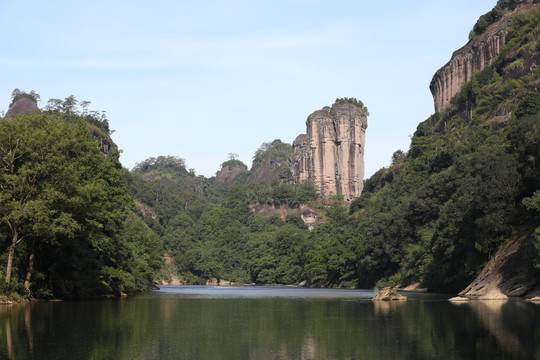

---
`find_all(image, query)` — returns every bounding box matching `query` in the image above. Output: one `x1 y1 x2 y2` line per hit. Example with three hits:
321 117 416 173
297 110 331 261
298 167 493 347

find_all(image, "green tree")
0 111 131 297
115 218 164 291
8 89 40 108
391 150 406 166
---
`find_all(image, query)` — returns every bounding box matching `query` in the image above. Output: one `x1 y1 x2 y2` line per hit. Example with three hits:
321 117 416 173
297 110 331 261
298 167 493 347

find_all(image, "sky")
0 0 498 178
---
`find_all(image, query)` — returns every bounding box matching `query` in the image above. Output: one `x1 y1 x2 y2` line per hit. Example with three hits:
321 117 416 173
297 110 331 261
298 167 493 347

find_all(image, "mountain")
214 98 368 202
3 0 539 296
351 0 540 293
4 95 117 156
431 0 540 113
0 94 164 300
127 0 540 292
292 99 368 201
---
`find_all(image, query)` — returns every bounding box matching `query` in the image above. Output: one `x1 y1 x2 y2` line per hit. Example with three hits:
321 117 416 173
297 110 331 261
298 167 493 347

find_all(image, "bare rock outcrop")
430 1 540 113
246 155 290 183
135 200 160 221
459 233 539 299
372 287 407 301
87 126 117 156
250 203 321 230
4 97 38 119
291 102 367 201
214 164 247 186
430 31 507 113
478 286 509 300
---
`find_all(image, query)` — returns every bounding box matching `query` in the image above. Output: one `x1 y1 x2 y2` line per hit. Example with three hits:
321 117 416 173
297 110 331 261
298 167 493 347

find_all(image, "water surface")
1 286 538 359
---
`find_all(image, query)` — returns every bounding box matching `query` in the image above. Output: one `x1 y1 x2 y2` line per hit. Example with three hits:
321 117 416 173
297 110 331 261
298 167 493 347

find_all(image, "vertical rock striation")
430 1 540 113
292 101 367 201
430 30 507 113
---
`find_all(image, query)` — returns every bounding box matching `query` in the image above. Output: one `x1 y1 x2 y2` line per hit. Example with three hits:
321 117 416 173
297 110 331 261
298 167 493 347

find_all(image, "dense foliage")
0 105 163 300
128 154 320 284
2 5 539 300
8 89 40 108
127 6 540 290
334 97 369 117
44 95 112 135
349 7 540 291
252 139 293 166
469 0 540 39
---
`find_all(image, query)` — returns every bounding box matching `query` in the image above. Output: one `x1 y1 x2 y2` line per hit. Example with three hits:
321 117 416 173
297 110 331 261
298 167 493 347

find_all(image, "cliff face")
87 126 117 156
291 102 367 201
429 1 540 113
245 139 293 184
430 31 506 113
430 30 507 113
214 164 247 186
4 98 38 119
459 233 539 299
246 155 290 183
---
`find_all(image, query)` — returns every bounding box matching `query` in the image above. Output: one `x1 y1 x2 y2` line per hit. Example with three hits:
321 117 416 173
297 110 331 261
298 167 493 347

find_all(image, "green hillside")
349 5 540 291
1 1 539 299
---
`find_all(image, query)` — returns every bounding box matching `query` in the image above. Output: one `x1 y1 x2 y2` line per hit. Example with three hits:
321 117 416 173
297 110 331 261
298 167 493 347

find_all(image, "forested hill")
0 92 164 300
1 0 539 300
349 0 540 293
128 0 540 293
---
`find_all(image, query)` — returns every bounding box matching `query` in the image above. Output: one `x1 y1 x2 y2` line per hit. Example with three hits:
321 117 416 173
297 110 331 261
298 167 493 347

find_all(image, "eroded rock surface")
249 203 321 230
430 31 507 113
4 98 38 119
459 233 539 299
372 288 407 301
292 102 367 201
214 164 247 186
430 1 540 113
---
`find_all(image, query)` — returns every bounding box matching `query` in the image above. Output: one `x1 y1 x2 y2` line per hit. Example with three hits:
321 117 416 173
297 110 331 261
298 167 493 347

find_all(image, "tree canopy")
0 110 162 299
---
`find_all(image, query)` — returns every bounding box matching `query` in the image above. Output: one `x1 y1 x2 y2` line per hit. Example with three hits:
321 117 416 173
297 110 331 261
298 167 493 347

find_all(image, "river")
1 286 538 359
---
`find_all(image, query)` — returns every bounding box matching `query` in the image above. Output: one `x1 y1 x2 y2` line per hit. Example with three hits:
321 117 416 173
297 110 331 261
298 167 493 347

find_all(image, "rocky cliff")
214 163 248 186
87 126 118 156
429 0 540 113
291 101 367 201
213 105 367 202
458 233 540 299
4 97 38 118
430 31 507 113
245 139 293 184
246 155 290 183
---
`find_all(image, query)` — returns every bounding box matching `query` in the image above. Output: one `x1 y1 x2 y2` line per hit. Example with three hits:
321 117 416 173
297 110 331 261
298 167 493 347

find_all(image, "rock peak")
4 98 38 119
430 1 540 113
291 101 367 201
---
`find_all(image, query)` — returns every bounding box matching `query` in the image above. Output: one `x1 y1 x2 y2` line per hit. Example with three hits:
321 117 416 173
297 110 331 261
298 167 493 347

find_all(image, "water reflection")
373 299 407 316
463 300 537 358
0 287 538 360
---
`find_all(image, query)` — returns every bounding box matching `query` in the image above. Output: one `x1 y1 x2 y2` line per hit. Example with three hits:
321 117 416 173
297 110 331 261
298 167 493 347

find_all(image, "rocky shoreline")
446 232 540 303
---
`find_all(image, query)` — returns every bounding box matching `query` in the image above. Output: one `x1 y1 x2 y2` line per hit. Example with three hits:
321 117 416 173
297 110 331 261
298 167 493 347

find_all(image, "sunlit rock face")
291 102 367 201
430 31 507 113
430 1 540 113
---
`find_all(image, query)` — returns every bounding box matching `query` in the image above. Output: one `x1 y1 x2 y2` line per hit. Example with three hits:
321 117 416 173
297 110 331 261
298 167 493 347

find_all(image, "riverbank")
457 232 540 301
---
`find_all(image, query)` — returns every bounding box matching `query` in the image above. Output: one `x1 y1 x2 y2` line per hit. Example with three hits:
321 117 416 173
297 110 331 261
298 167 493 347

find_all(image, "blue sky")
0 0 497 178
